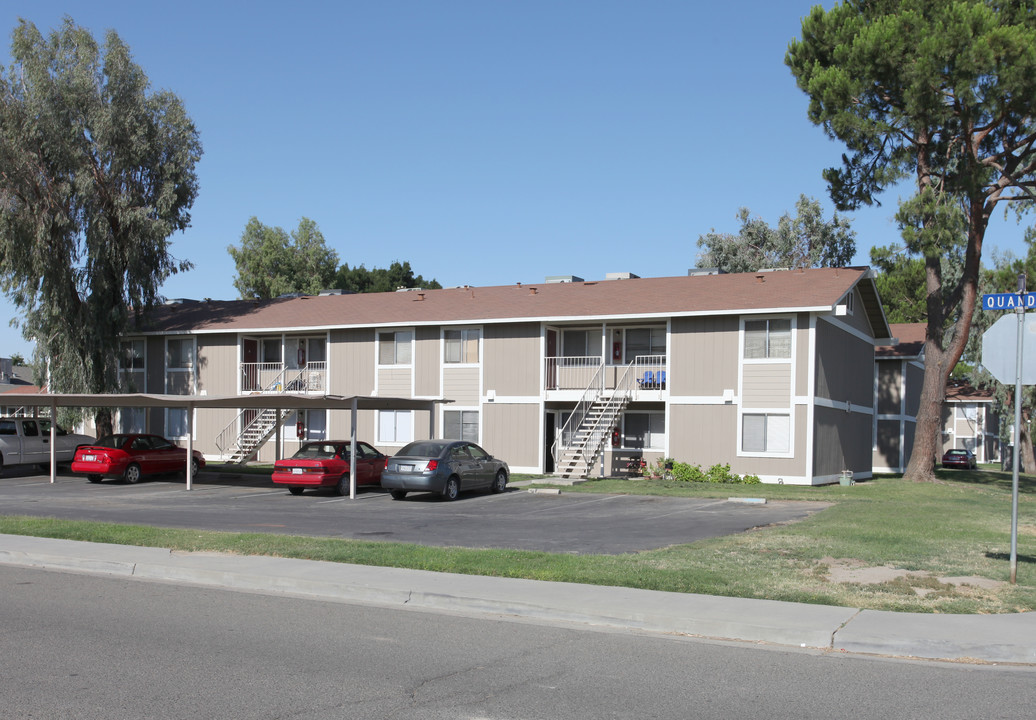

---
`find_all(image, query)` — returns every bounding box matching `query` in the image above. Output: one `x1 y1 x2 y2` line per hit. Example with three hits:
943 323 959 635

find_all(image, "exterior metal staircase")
552 364 635 480
215 364 324 463
217 407 295 464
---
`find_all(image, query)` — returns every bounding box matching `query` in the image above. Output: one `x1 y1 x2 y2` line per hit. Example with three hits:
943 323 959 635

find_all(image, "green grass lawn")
2 467 1033 614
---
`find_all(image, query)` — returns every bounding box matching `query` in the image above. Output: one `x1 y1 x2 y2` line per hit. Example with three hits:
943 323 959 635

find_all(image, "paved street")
0 468 828 553
4 564 1033 720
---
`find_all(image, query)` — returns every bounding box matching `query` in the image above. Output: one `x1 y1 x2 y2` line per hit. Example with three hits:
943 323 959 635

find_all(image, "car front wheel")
491 469 507 494
124 463 142 484
441 476 460 501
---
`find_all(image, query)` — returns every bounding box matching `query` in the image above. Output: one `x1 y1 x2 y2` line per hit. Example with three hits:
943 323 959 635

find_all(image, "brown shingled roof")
876 323 927 358
136 268 879 335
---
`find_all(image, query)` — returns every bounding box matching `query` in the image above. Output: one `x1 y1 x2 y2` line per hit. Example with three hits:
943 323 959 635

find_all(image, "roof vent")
605 272 639 280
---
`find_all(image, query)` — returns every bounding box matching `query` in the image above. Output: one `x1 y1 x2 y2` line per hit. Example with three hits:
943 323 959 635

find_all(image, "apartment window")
624 328 666 363
378 331 413 365
262 338 282 363
166 338 195 369
444 410 479 441
744 319 792 359
623 412 665 449
118 408 146 434
562 329 589 357
120 340 145 370
379 409 413 443
742 413 790 453
444 329 480 364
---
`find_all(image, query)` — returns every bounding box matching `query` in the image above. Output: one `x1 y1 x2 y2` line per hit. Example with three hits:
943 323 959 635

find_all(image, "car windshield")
292 443 341 459
397 441 449 458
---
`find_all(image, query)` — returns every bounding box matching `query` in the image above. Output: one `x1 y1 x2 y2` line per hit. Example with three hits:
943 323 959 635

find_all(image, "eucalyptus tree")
695 195 856 273
787 0 1036 481
0 18 201 435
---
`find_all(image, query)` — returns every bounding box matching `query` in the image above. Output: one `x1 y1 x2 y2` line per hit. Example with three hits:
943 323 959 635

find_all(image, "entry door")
546 329 558 390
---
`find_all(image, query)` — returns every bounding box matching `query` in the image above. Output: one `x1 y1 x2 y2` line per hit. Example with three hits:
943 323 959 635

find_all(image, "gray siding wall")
484 323 540 396
669 316 739 397
443 367 480 406
874 418 903 471
876 361 903 415
905 363 924 417
814 319 874 407
814 405 872 477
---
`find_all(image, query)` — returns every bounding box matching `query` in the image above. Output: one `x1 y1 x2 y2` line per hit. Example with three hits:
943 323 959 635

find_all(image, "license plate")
398 464 413 472
292 468 303 475
83 454 96 462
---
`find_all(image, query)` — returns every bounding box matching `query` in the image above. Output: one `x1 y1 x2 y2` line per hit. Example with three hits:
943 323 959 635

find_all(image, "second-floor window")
120 340 145 370
744 319 791 359
624 327 666 363
444 329 479 364
378 331 413 365
166 338 195 369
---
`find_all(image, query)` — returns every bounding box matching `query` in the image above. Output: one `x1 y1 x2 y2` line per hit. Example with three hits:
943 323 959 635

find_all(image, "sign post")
981 275 1028 584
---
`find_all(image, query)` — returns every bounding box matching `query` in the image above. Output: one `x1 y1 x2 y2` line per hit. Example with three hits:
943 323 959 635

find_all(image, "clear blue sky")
1 0 1030 361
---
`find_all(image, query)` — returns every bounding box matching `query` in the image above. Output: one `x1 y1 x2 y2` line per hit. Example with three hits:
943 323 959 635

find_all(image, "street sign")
983 292 1036 310
981 313 1036 384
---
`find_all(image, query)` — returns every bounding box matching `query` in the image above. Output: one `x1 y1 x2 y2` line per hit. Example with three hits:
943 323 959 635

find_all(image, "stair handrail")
572 363 637 476
550 361 604 470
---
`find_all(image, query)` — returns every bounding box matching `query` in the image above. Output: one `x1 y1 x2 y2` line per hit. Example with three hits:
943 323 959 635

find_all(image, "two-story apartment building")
118 267 891 485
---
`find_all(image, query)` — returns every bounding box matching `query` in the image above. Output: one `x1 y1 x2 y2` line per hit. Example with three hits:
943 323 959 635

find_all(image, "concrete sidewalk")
2 533 1034 665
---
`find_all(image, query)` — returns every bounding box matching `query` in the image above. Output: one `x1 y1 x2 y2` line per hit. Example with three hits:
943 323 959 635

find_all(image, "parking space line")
513 493 626 515
226 490 290 499
640 499 731 520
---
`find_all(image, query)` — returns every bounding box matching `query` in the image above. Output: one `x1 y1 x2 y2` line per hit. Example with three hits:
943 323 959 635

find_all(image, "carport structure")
0 393 440 497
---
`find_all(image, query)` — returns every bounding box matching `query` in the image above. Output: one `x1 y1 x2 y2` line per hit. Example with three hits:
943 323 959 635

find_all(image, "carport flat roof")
0 392 441 410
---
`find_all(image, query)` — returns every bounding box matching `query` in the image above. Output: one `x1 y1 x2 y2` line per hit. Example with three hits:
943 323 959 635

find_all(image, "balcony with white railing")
544 355 667 394
240 362 327 394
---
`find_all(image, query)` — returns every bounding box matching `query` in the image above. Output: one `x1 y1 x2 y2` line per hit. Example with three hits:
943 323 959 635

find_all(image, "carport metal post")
186 401 195 490
49 398 57 484
349 397 358 499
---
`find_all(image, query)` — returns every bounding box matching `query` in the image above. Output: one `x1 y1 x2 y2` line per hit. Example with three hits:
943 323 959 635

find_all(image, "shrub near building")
648 458 761 484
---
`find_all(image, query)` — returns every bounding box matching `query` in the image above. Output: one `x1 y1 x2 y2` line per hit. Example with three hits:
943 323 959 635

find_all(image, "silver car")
380 440 509 501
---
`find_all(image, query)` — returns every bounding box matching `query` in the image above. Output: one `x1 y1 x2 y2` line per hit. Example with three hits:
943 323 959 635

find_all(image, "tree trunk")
904 339 948 482
93 408 113 439
1019 409 1036 475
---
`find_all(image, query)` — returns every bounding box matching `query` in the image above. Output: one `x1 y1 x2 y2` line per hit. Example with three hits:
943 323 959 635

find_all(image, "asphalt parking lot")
0 468 830 554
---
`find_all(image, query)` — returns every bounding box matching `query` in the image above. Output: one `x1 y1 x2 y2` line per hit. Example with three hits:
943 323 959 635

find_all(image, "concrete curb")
2 534 1034 665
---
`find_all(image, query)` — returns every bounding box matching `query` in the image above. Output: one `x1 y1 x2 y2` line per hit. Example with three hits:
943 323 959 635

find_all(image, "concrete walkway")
2 533 1034 665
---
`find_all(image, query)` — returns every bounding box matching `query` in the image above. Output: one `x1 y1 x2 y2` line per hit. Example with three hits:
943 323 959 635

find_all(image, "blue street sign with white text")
983 293 1036 310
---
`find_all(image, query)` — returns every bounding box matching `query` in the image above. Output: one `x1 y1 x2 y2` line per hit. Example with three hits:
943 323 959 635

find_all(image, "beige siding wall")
876 361 903 415
482 403 539 468
484 323 540 396
415 326 440 397
377 367 411 397
328 328 375 396
669 316 739 396
814 405 872 477
794 313 810 395
742 365 792 407
668 404 809 479
196 335 239 451
443 367 480 406
814 319 874 407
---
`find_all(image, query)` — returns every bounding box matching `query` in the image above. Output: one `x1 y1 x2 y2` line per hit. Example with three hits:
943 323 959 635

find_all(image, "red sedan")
273 440 387 496
72 434 205 483
941 448 977 469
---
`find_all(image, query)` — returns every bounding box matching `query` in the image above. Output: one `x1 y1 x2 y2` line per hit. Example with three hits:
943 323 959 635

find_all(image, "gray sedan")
380 440 509 501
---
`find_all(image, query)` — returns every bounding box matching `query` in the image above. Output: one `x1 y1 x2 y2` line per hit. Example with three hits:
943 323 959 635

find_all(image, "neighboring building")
117 267 890 485
942 382 1000 465
0 360 41 417
872 323 925 473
